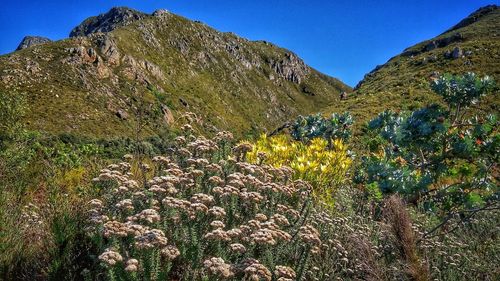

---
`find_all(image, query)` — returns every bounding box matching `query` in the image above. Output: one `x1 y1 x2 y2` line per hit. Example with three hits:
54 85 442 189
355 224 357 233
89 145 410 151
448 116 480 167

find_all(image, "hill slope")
0 7 350 138
326 5 499 125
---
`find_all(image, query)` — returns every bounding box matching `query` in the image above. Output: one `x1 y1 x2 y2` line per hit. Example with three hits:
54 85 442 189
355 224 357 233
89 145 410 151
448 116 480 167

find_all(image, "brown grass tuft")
348 234 384 281
382 195 429 281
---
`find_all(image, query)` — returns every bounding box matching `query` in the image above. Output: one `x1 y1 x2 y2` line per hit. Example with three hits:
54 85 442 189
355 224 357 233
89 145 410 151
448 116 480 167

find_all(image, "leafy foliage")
431 72 495 115
291 112 354 144
356 73 498 212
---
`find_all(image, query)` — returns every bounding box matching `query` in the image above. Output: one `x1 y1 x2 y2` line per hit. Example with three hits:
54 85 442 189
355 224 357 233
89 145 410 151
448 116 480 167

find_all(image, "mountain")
0 7 350 139
325 5 499 125
16 36 52 51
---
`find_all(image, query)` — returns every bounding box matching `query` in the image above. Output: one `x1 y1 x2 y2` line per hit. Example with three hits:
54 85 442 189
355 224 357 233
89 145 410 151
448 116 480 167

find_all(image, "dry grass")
382 195 429 281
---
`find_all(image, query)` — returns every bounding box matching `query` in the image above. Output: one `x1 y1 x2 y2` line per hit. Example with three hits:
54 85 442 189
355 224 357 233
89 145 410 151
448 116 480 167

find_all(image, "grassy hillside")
325 5 499 126
0 8 350 140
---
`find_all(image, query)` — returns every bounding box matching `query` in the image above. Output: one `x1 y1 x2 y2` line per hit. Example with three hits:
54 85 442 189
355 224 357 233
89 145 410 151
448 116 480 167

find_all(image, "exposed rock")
152 9 170 18
94 34 121 65
161 104 174 125
16 36 52 51
116 109 129 120
70 7 148 37
63 45 110 78
400 49 420 57
121 55 164 83
425 41 438 52
143 61 164 80
270 52 309 84
25 59 41 74
402 33 463 57
136 22 163 50
171 38 190 55
452 47 463 59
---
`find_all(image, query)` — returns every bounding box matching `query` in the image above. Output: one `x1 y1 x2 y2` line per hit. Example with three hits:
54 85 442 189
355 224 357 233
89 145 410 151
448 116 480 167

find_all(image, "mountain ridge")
0 7 350 139
326 4 499 126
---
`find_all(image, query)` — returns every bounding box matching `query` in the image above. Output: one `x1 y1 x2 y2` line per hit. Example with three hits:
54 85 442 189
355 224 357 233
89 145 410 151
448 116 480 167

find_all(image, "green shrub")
291 112 354 144
356 73 498 213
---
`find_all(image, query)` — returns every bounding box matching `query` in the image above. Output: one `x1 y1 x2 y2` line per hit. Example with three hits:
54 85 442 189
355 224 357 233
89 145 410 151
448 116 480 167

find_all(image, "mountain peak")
1 6 349 138
16 36 52 51
69 7 148 37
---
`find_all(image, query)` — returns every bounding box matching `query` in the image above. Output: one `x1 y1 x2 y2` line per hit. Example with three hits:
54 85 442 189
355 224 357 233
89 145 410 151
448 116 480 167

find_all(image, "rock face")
451 47 463 59
401 32 463 57
16 36 52 51
70 7 147 37
270 53 309 84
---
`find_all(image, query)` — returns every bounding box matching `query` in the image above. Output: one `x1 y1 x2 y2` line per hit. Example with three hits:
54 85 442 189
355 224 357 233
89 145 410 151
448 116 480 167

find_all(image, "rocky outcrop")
121 55 164 83
152 9 171 18
444 46 468 59
70 7 147 37
401 32 463 57
16 36 52 51
269 52 309 84
62 45 111 79
94 34 121 65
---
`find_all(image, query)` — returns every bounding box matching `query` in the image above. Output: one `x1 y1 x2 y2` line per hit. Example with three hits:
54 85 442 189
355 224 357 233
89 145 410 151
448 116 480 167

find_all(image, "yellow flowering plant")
246 134 352 205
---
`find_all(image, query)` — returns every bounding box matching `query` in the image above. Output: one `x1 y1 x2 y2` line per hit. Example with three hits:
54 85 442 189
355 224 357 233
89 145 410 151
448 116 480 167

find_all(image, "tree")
356 73 498 214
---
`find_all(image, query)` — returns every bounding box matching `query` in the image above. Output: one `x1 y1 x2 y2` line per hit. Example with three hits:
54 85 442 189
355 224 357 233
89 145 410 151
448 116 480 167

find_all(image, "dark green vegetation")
355 73 498 212
325 5 499 126
290 112 354 143
0 7 349 140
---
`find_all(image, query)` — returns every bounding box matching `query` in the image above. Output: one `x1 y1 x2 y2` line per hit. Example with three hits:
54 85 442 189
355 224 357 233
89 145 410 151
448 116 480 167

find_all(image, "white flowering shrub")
83 124 499 281
87 129 334 280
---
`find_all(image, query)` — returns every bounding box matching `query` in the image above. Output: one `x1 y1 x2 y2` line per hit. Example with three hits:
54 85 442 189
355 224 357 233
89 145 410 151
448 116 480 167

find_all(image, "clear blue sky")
0 1 497 86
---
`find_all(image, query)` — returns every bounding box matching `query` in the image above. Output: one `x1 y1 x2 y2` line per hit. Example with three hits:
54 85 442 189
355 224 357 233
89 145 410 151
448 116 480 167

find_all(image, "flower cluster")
246 134 352 205
88 130 327 280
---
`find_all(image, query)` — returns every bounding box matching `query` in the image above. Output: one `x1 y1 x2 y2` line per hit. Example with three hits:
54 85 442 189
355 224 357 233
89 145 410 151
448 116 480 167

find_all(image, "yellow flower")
245 135 352 205
320 164 329 173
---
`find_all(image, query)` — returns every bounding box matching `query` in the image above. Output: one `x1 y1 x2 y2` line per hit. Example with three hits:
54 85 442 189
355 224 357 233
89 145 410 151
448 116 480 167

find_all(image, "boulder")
452 47 463 59
161 104 174 125
116 109 129 120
